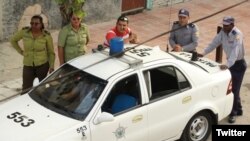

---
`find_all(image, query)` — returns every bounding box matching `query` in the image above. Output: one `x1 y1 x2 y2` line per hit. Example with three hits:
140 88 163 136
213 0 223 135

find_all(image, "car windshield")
29 64 107 120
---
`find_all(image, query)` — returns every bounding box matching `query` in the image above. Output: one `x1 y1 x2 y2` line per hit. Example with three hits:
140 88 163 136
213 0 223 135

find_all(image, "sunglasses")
118 17 128 22
30 22 40 26
71 17 81 21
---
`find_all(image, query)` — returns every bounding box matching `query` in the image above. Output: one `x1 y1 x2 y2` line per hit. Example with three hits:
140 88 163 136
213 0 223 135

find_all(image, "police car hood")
0 95 83 141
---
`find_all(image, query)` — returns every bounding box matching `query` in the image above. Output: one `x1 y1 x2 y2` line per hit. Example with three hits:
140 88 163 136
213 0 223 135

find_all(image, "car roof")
68 44 175 80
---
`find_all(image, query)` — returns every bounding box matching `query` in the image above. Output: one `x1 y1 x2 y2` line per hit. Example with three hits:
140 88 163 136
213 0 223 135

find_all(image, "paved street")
0 0 249 140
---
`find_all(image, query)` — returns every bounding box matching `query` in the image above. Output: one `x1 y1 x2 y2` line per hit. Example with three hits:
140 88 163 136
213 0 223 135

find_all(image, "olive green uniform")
10 27 55 68
10 27 55 93
58 23 90 62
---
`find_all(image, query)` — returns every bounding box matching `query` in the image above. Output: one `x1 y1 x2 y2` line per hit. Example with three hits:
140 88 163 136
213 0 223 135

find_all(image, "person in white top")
200 16 247 123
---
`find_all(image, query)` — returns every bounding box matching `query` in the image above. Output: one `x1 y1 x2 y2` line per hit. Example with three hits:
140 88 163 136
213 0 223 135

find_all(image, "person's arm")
105 31 116 46
85 25 90 45
182 25 199 52
58 28 67 65
169 24 177 50
169 27 182 52
10 30 24 55
203 31 222 56
129 31 138 44
201 32 227 70
58 47 64 66
46 34 55 73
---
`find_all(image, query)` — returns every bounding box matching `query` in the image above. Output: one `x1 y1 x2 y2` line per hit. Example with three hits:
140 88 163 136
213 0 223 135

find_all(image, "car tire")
180 111 212 141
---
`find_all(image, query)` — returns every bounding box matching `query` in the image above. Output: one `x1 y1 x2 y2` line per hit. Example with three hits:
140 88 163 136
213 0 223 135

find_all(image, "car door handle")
182 96 192 104
132 115 143 123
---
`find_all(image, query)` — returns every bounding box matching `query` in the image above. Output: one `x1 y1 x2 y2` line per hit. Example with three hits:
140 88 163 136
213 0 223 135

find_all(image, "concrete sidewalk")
1 0 250 103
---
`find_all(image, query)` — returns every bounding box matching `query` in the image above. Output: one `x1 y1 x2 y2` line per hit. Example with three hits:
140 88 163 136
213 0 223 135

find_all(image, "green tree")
55 0 86 26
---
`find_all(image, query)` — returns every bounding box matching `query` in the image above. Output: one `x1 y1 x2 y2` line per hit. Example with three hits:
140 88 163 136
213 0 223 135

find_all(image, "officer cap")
222 16 235 25
178 9 189 17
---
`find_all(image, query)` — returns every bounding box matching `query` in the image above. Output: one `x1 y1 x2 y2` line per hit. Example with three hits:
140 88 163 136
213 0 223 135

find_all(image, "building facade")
0 0 187 41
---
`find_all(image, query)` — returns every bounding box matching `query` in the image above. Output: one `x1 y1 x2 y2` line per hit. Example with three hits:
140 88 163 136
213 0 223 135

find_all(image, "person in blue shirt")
200 16 247 123
169 9 199 52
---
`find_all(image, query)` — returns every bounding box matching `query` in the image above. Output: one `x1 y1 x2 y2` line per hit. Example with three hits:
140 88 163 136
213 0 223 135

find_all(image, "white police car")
0 44 233 141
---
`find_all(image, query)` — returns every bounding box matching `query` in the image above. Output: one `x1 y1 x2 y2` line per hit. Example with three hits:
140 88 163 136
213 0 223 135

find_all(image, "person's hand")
61 93 73 100
197 52 204 57
173 45 182 52
219 65 228 70
123 38 130 44
129 33 138 44
49 68 54 74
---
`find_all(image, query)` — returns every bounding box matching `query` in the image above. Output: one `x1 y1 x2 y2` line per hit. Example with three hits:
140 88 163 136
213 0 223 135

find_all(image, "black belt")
235 59 245 64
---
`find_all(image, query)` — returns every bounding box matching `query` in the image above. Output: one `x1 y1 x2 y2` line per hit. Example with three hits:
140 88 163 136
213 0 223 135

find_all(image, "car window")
29 64 107 120
102 74 141 115
143 66 190 100
176 68 191 90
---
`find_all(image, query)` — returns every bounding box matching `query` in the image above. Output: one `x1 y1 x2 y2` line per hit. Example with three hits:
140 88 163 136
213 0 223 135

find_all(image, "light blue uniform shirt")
203 26 245 68
169 21 199 52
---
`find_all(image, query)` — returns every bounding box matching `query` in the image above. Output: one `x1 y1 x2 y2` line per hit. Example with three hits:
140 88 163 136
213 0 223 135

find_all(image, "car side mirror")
94 112 114 124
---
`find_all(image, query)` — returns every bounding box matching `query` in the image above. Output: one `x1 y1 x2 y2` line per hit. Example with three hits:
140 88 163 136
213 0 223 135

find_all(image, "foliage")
54 0 86 26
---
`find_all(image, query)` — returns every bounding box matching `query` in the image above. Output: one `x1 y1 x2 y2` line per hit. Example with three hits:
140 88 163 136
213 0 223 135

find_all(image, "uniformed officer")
169 9 199 52
200 16 247 123
58 10 90 66
10 15 55 94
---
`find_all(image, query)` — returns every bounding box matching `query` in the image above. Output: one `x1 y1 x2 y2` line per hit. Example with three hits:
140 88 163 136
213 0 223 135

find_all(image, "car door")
89 73 148 141
142 65 193 141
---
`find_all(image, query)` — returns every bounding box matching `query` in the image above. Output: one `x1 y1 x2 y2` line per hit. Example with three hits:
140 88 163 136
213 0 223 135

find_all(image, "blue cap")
178 9 189 17
222 16 235 25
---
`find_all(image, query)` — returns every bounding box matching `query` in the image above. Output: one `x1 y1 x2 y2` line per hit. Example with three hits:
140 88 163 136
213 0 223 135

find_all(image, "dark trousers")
229 59 247 116
22 62 49 94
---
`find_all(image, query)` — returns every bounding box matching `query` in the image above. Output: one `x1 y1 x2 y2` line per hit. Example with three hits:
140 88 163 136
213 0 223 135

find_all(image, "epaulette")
79 23 86 30
232 30 237 35
44 30 50 35
173 21 179 24
188 23 195 28
22 26 30 30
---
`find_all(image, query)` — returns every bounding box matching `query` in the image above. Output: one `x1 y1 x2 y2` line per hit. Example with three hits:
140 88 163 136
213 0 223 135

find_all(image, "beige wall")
18 4 48 30
0 0 189 42
0 0 121 42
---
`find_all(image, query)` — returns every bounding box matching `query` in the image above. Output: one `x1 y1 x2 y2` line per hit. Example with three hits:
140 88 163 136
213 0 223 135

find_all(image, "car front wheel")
181 111 212 141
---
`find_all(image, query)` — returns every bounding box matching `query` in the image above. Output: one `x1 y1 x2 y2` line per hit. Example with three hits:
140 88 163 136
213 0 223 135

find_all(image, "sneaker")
228 116 236 123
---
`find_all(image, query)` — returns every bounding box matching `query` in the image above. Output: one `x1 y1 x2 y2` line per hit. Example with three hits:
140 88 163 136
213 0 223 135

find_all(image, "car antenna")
1 0 248 102
166 0 173 53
